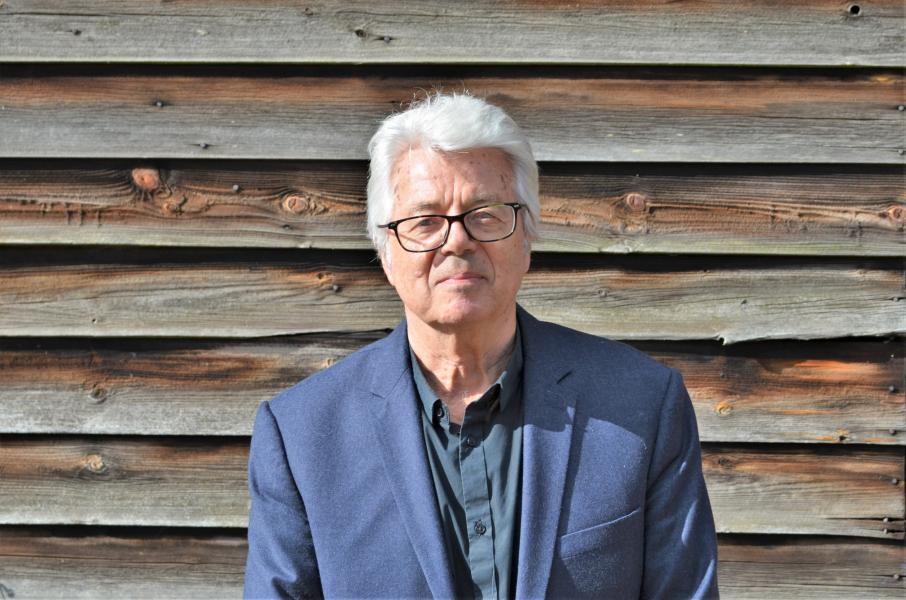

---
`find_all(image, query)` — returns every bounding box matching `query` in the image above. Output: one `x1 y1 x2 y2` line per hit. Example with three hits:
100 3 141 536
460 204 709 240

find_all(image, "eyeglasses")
378 203 523 253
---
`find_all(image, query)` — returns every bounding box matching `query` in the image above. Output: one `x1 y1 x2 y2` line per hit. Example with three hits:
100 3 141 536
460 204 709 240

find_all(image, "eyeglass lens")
396 204 516 251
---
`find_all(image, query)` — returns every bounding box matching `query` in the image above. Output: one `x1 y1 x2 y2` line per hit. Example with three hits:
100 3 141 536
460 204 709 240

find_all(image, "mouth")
439 272 485 284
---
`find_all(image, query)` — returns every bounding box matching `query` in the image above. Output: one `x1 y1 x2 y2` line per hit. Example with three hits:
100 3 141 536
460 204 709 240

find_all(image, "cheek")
399 258 433 290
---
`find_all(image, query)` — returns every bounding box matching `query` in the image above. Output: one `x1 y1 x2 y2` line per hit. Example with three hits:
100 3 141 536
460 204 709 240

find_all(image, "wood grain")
0 337 902 445
0 438 901 538
703 445 903 538
0 526 246 599
0 529 903 599
1 0 902 66
717 535 906 599
1 68 902 163
0 254 901 343
1 161 903 256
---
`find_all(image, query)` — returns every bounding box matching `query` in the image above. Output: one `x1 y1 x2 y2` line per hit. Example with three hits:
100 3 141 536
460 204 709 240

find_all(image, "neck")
406 307 518 415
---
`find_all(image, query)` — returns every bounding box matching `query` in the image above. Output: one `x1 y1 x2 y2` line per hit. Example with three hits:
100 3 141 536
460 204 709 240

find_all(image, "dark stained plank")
0 438 901 538
0 337 902 445
1 0 902 66
1 68 902 163
1 161 903 256
0 526 246 599
0 335 376 436
1 529 903 599
640 340 906 446
0 254 901 343
716 535 906 599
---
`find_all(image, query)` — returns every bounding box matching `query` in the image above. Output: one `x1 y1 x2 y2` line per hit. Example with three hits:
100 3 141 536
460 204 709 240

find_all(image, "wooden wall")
1 1 904 597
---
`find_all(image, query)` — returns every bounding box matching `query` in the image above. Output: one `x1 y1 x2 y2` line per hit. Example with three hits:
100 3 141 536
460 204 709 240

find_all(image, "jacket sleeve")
641 368 719 599
244 400 323 599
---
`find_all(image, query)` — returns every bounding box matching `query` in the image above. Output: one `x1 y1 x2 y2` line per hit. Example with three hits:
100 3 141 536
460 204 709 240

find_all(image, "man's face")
381 146 530 331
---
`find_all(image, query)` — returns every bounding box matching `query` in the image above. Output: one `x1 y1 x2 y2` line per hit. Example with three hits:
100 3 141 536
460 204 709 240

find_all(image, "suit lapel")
515 307 577 600
367 322 456 600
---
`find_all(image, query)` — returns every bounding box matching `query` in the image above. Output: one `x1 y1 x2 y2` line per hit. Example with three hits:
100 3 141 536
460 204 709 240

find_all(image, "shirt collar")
409 323 524 426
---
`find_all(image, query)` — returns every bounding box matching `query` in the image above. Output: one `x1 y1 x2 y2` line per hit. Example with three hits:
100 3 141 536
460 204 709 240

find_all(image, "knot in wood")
886 205 904 223
87 385 108 404
715 401 733 416
624 193 648 213
283 194 311 214
163 197 186 215
131 167 161 192
82 453 107 474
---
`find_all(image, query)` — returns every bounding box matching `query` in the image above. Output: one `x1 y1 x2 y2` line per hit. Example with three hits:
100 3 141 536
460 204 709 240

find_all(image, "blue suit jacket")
244 306 719 599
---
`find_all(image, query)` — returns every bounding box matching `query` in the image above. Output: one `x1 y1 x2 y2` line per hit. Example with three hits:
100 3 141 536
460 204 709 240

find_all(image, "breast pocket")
552 505 644 598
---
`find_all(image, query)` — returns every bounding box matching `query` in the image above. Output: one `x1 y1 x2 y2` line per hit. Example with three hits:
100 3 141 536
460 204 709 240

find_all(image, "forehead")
391 146 514 212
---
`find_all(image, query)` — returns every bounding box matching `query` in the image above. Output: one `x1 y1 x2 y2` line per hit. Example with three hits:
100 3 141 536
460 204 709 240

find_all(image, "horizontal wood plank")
1 161 903 256
0 438 901 538
0 527 246 599
0 529 903 599
716 536 906 599
0 337 902 445
1 0 902 66
704 446 903 538
0 437 250 528
0 255 902 343
1 69 902 163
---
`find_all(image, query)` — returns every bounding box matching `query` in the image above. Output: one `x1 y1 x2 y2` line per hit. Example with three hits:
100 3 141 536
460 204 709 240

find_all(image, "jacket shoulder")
266 333 392 416
534 318 672 379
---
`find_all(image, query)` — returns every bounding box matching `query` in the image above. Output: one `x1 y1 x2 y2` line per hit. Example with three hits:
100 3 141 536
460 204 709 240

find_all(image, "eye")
471 208 502 222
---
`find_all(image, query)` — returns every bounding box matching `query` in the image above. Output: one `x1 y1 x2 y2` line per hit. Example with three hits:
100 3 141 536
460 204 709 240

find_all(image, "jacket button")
474 520 486 535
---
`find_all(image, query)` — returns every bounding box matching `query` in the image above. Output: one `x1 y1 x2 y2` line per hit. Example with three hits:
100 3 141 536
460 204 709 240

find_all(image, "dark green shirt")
409 327 524 600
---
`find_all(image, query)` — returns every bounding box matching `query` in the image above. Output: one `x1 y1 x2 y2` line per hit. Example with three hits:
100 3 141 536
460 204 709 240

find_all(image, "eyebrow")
407 197 502 215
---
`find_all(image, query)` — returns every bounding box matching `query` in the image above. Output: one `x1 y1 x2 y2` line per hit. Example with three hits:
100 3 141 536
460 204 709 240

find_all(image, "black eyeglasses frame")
377 202 523 253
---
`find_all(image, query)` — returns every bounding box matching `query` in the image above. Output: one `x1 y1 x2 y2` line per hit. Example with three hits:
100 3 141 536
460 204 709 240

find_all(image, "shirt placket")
458 393 498 599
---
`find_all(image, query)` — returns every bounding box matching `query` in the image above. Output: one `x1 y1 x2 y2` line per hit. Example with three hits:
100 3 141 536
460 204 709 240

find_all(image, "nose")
440 219 476 255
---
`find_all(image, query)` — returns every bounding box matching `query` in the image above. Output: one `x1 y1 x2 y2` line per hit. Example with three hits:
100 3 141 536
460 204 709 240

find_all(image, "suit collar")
514 305 577 599
367 318 457 599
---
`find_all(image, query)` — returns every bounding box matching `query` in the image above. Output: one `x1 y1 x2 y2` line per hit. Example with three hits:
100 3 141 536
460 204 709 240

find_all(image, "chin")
431 300 494 328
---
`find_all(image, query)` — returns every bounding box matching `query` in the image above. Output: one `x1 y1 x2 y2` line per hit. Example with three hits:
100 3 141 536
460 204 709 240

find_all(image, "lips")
439 271 484 284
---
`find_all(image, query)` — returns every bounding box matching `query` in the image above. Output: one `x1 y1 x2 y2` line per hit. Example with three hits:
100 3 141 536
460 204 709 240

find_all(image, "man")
244 92 718 599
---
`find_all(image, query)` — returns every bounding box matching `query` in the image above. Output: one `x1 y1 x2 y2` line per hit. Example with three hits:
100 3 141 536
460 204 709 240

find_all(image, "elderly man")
244 92 718 599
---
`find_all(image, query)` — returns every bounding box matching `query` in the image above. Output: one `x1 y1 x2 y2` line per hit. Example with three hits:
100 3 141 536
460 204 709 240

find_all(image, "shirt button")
474 520 486 535
465 435 478 447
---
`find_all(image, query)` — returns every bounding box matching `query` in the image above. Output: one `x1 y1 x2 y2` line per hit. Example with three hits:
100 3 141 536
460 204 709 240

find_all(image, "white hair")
366 91 540 259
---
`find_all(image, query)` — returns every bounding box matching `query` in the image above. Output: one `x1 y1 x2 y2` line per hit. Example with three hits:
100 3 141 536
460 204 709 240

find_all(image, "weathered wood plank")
646 339 906 446
0 527 246 599
0 438 901 538
716 536 906 599
1 68 902 163
704 446 903 538
0 529 903 599
1 161 903 256
0 437 251 527
1 0 902 66
0 254 901 343
0 337 902 445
